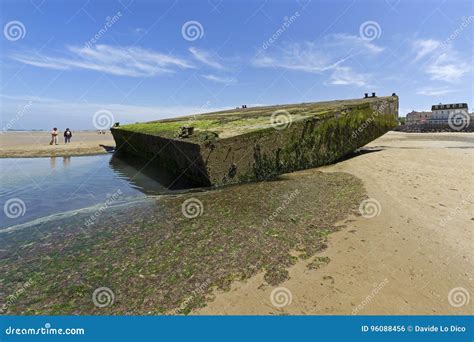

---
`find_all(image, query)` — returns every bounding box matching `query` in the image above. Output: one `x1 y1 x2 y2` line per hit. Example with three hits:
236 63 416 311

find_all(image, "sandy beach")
0 131 115 158
1 131 472 316
195 131 474 315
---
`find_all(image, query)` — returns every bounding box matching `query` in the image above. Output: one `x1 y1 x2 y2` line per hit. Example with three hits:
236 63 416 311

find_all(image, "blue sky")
1 0 473 130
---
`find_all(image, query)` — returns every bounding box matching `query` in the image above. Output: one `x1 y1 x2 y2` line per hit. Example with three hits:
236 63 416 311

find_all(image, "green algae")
120 119 221 137
235 104 397 184
116 96 395 139
307 256 331 270
112 96 397 186
0 169 365 315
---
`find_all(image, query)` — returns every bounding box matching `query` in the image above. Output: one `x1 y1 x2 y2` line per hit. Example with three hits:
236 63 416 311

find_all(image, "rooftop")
431 103 468 111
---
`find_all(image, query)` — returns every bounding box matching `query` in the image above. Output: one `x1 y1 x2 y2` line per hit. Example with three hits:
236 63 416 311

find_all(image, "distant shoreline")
0 130 115 158
0 151 111 159
3 129 105 132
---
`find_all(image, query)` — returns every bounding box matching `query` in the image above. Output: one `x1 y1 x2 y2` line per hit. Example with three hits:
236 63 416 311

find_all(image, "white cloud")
252 34 382 83
416 87 458 96
412 39 440 61
328 33 384 54
10 44 194 77
328 67 369 87
411 39 470 83
425 52 470 82
201 74 237 84
253 42 352 73
189 47 225 70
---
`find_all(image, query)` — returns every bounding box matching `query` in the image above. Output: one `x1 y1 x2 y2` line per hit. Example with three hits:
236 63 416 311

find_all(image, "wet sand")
0 131 115 158
195 131 474 315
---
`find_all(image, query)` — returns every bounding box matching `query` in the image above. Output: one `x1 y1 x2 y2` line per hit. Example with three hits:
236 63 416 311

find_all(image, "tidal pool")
0 154 197 230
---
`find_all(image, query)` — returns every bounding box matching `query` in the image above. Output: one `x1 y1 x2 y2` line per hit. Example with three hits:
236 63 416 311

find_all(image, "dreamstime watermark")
84 189 123 227
93 109 115 130
181 198 204 219
181 20 204 41
92 287 115 308
262 188 300 227
448 287 470 308
359 21 381 41
5 323 85 336
358 198 382 219
84 11 122 48
0 278 34 313
262 11 300 50
270 109 292 130
2 100 33 132
270 287 293 308
439 193 473 227
173 278 211 314
448 112 470 131
3 198 26 219
351 100 389 140
352 278 389 315
3 20 26 41
440 16 474 50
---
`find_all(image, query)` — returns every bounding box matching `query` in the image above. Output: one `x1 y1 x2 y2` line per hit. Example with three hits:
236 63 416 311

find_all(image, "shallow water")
0 154 196 229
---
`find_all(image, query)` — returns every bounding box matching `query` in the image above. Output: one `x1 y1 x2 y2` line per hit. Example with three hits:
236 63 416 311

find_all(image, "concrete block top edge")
111 94 398 143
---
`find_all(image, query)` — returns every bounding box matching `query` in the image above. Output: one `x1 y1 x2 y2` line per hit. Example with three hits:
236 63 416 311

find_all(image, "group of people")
50 127 73 145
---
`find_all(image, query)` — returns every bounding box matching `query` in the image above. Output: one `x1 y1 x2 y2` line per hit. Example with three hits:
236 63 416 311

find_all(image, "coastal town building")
405 103 471 126
429 103 469 124
406 111 431 125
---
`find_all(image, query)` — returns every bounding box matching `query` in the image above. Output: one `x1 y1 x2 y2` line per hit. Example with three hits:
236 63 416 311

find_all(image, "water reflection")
0 154 204 229
63 156 71 168
49 156 71 170
109 155 202 194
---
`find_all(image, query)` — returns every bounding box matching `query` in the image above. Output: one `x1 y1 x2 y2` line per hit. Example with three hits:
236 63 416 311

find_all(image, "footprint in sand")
321 275 335 285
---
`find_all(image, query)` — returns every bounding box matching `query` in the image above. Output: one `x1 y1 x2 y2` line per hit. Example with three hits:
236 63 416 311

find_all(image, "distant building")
406 103 471 126
429 103 469 124
406 111 431 125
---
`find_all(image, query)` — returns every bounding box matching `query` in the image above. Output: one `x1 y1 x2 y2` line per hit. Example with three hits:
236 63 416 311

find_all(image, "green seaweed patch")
120 119 221 137
307 256 331 270
0 170 365 315
264 267 290 286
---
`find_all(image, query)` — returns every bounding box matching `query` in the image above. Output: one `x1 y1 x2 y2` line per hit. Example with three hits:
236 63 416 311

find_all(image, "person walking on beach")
64 128 72 144
49 127 59 145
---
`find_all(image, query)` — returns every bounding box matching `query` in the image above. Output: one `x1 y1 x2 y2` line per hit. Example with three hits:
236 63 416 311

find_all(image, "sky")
1 0 473 130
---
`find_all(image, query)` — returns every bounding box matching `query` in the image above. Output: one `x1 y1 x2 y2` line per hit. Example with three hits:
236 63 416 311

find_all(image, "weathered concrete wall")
203 97 398 185
111 96 398 187
111 129 211 185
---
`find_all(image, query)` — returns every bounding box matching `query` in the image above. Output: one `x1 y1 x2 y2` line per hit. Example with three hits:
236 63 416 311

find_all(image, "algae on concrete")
112 95 398 186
